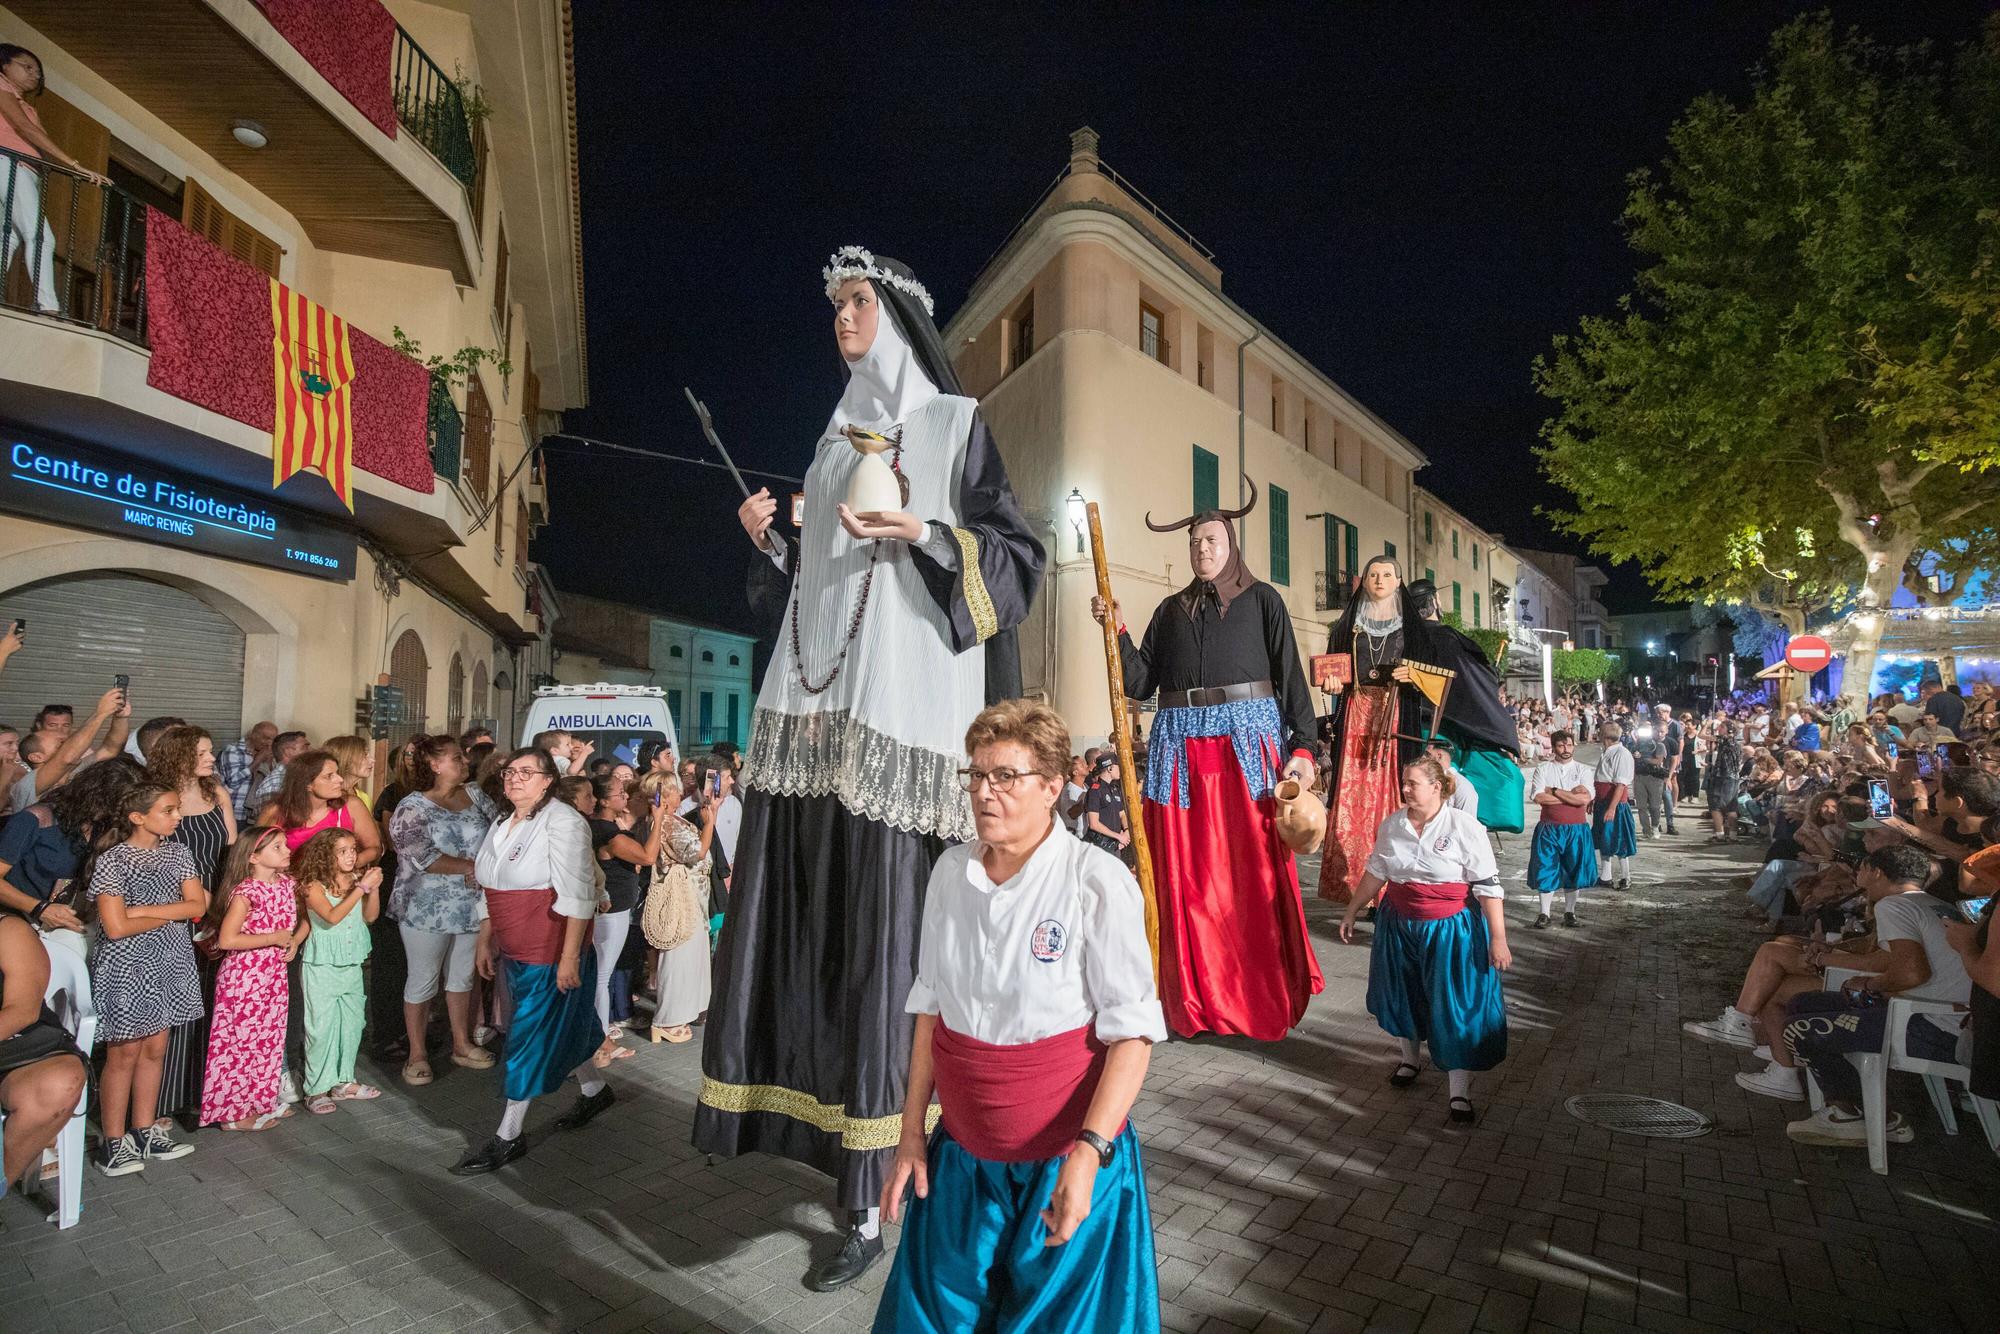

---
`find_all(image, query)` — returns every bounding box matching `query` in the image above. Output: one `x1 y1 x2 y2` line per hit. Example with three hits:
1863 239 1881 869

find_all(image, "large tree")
1536 15 2000 696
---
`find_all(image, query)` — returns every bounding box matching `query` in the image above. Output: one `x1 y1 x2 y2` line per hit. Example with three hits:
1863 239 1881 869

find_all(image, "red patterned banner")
252 0 398 138
143 208 433 497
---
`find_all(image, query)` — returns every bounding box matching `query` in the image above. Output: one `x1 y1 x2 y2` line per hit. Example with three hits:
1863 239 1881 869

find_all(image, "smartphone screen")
113 673 129 690
791 492 805 527
1868 779 1893 819
707 771 721 797
1915 751 1935 779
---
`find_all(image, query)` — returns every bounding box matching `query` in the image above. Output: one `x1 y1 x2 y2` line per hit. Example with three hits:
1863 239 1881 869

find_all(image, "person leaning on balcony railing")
0 44 108 317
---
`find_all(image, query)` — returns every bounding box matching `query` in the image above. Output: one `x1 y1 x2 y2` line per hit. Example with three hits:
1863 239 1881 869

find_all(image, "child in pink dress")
200 827 310 1130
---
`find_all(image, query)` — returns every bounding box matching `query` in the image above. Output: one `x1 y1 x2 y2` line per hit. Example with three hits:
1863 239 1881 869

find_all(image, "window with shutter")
515 494 529 574
463 377 492 499
492 223 510 344
181 180 283 277
446 653 465 733
1268 484 1290 586
470 122 490 237
386 630 429 748
494 484 505 561
1192 445 1218 513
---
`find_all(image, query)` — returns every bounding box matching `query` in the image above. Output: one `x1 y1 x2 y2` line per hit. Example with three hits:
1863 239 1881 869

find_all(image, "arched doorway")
471 660 489 728
386 629 428 747
0 573 246 742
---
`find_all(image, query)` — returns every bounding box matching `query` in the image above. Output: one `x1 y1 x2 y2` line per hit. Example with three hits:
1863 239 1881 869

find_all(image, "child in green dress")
295 829 383 1114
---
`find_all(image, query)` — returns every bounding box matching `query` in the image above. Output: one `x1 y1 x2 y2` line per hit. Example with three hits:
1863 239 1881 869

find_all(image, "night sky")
541 2 1991 637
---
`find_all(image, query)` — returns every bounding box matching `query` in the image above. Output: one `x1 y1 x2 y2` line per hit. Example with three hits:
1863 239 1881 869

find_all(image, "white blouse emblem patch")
1030 919 1067 963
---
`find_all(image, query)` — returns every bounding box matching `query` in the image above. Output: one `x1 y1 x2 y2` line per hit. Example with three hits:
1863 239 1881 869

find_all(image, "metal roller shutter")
0 574 246 743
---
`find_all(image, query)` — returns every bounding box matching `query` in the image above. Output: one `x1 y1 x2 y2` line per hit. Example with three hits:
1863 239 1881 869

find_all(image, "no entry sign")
1784 635 1833 673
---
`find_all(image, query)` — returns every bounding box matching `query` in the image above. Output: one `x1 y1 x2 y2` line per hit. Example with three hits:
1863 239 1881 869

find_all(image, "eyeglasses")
500 766 546 781
956 766 1047 793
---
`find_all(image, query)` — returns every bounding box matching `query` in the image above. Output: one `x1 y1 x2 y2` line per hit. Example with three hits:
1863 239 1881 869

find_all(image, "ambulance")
518 683 678 769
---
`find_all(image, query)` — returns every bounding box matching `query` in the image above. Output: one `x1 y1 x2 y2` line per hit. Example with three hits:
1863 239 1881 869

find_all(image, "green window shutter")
1385 541 1396 559
1425 567 1436 586
1343 521 1358 578
1452 582 1462 614
1472 544 1480 570
1451 531 1459 559
1268 484 1290 585
1423 511 1433 542
1473 591 1482 627
1193 445 1219 513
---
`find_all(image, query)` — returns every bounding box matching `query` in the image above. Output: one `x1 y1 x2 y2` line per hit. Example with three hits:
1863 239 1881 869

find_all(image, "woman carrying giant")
1339 755 1511 1124
698 247 1043 1291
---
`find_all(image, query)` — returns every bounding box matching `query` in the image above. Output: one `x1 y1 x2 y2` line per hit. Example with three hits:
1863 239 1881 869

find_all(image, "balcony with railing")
392 26 477 190
1 149 148 347
427 377 463 485
7 1 480 281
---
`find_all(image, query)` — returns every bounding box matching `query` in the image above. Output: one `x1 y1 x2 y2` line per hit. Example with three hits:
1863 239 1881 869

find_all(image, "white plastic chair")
1811 966 1998 1175
27 943 95 1228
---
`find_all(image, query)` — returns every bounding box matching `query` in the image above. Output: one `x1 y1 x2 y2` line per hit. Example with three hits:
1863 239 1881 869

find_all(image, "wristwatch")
1075 1129 1115 1167
27 900 46 925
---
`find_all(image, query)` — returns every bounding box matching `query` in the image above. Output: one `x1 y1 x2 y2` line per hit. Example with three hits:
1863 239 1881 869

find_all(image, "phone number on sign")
285 547 343 571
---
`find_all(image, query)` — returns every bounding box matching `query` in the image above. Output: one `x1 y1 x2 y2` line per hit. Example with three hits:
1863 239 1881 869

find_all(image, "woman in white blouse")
1339 755 1512 1125
876 700 1166 1333
450 748 617 1175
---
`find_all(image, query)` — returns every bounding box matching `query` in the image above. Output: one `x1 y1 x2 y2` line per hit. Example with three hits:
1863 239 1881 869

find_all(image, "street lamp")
1065 488 1087 556
1646 639 1659 655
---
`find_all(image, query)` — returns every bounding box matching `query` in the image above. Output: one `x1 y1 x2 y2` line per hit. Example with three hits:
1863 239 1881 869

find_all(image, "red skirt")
1144 733 1323 1040
1319 686 1401 903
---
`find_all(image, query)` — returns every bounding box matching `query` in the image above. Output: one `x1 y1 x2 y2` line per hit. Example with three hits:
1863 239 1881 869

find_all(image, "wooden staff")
1086 501 1160 969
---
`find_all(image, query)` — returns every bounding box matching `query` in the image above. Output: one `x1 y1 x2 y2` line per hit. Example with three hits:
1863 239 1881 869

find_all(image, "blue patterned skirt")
873 1125 1158 1333
1365 902 1507 1073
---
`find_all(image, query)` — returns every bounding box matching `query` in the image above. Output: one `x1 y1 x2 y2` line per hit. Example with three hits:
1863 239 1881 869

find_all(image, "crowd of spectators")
0 665 748 1185
1672 679 2000 1151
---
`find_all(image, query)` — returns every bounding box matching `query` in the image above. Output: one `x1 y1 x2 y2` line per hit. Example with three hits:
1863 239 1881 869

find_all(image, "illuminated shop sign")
1 432 357 583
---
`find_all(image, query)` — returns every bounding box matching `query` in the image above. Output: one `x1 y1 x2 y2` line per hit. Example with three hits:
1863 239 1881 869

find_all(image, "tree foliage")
1551 649 1624 685
1535 15 2000 691
1440 612 1514 665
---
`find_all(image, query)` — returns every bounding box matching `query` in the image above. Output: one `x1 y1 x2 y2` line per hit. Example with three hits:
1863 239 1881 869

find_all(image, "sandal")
591 1040 635 1069
223 1110 288 1132
305 1094 337 1116
450 1047 497 1070
651 1024 695 1044
331 1083 381 1102
402 1060 434 1086
1447 1096 1477 1125
1389 1063 1421 1088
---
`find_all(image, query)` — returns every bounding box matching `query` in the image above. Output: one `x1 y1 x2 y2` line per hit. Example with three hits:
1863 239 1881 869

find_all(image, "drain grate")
1565 1093 1714 1138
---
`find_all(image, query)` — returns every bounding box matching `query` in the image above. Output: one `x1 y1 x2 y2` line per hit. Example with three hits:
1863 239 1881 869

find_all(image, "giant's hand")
738 487 779 552
836 505 924 543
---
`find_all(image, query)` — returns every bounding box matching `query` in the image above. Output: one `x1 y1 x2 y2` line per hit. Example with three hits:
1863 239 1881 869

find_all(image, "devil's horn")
1215 477 1258 521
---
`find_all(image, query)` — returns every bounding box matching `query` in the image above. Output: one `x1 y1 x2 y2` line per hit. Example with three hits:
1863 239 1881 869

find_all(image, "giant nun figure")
1092 486 1325 1040
695 247 1044 1292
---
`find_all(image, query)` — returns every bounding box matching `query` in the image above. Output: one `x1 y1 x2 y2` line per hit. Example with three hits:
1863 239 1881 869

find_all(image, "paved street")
6 798 1999 1334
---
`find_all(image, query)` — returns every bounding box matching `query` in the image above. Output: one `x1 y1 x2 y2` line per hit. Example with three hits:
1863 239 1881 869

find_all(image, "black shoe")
1666 826 1679 836
449 1134 526 1176
552 1085 616 1132
1616 878 1631 892
1531 913 1551 930
1389 1062 1420 1088
1562 911 1580 928
805 1226 883 1292
1447 1096 1477 1124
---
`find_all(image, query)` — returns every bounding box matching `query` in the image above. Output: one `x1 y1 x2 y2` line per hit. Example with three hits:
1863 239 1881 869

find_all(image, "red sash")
482 887 565 965
930 1023 1118 1163
1540 802 1588 826
1382 880 1472 921
1593 780 1625 814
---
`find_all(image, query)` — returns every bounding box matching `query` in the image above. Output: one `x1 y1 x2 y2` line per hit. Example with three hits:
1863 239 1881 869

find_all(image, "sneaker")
1734 1062 1806 1102
1786 1107 1916 1147
278 1069 301 1105
96 1134 145 1178
1532 913 1551 930
1683 1008 1758 1050
134 1124 194 1162
1751 1044 1772 1062
1562 911 1580 928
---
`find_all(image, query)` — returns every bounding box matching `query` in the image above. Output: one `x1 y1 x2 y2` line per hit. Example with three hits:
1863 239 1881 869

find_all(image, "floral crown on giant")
822 245 935 318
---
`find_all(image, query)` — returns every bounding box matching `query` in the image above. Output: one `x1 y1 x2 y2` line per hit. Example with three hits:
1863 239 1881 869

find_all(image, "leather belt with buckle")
1159 680 1276 710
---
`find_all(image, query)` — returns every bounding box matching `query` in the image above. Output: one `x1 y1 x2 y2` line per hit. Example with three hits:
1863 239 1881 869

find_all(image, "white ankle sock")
856 1206 880 1240
1398 1038 1422 1065
1564 889 1580 913
1447 1070 1472 1100
1538 892 1554 915
497 1098 529 1140
577 1073 606 1098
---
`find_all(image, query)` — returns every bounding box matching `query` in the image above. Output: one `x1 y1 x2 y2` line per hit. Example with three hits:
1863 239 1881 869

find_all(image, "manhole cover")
1564 1093 1713 1138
